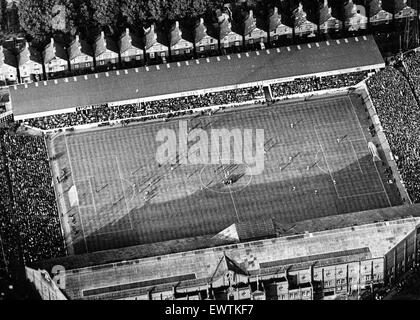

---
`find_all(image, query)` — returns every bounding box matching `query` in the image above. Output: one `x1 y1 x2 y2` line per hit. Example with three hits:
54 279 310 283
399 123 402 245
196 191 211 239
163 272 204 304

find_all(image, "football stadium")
1 34 420 301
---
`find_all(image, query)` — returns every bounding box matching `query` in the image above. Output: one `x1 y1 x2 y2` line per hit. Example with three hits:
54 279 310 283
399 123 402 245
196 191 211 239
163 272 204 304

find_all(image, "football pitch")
48 94 402 254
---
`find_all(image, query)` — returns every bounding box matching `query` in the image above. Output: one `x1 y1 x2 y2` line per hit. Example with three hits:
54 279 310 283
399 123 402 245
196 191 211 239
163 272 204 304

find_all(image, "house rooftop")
93 31 118 57
17 43 42 66
119 28 143 54
44 38 68 64
68 35 94 61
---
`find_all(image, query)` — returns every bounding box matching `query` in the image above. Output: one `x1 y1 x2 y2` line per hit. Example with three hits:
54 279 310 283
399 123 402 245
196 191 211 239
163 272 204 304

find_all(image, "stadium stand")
9 36 384 120
25 86 264 130
4 32 420 301
0 129 65 267
366 66 420 203
270 71 369 98
32 204 420 300
23 72 372 130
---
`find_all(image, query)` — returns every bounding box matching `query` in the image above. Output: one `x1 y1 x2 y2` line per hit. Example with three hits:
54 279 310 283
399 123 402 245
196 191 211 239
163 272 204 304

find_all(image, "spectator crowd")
271 71 369 98
403 51 420 100
27 87 265 130
26 72 372 131
0 129 65 271
367 66 420 203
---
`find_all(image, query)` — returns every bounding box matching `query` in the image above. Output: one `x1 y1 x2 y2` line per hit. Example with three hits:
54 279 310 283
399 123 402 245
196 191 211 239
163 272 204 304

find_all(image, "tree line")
9 0 412 47
16 0 228 46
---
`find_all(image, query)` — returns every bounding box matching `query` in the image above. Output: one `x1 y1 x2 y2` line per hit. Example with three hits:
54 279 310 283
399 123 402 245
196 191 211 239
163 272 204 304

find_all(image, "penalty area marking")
313 126 340 198
115 156 134 230
64 134 89 253
347 96 391 207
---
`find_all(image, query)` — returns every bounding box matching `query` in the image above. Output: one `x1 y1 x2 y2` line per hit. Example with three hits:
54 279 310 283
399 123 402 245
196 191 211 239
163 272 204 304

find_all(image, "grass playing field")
48 93 402 254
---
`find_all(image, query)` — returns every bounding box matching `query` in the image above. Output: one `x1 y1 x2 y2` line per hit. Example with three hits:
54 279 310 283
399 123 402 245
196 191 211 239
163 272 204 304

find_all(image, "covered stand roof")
10 35 384 119
32 204 420 300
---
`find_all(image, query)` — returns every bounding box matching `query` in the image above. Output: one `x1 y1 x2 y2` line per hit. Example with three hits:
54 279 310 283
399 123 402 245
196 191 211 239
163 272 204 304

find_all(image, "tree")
18 0 55 44
187 0 209 18
90 0 121 32
121 0 147 27
69 0 97 39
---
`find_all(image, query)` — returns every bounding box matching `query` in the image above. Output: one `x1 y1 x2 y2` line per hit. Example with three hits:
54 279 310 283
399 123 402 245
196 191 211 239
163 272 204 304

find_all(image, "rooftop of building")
10 35 384 119
68 35 94 60
32 204 420 300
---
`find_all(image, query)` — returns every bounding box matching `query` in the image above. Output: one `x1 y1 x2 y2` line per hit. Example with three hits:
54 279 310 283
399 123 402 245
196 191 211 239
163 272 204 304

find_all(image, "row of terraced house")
0 0 417 85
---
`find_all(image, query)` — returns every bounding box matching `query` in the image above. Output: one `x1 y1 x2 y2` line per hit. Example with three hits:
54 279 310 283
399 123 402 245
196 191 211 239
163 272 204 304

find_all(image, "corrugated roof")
10 35 384 118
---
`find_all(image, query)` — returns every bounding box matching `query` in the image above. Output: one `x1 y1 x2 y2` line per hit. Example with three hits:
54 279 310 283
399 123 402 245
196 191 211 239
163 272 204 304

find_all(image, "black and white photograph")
0 0 420 313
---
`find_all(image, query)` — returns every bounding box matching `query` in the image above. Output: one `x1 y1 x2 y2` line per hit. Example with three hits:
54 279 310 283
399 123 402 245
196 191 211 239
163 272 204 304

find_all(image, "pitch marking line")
347 96 392 207
65 134 89 253
115 156 134 229
313 126 341 198
350 141 363 174
314 145 330 175
78 205 95 209
0 232 8 273
209 120 241 223
88 178 98 216
337 191 386 200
